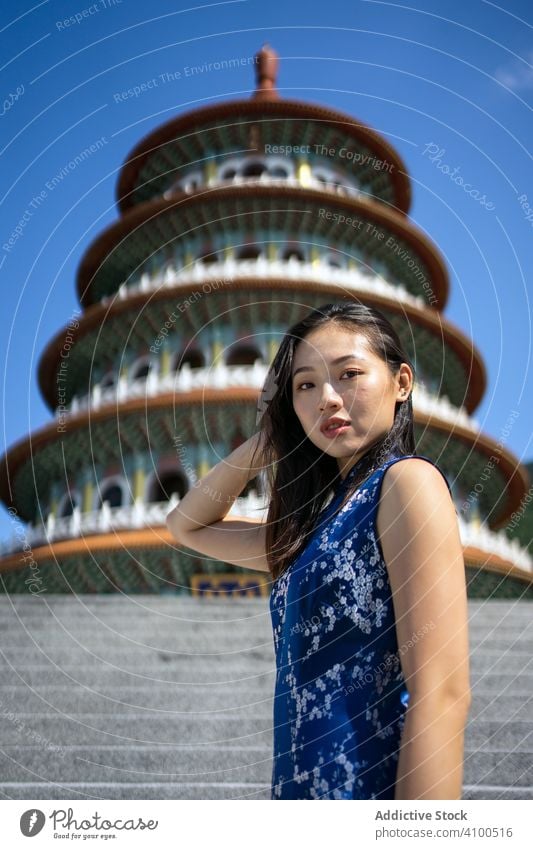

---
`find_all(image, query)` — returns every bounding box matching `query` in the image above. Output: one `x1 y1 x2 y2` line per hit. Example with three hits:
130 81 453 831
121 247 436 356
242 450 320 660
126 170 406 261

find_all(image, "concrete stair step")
0 596 529 799
0 745 274 784
0 781 272 800
0 646 276 665
1 780 529 801
462 785 533 800
1 712 531 748
0 745 530 788
0 632 530 656
0 686 530 717
0 667 277 687
2 667 532 690
1 649 530 675
464 720 533 749
0 686 275 714
0 714 276 746
2 710 531 747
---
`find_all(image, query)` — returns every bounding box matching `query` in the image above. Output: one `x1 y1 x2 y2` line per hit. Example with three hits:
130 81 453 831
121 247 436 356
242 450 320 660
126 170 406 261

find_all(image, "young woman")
166 301 471 800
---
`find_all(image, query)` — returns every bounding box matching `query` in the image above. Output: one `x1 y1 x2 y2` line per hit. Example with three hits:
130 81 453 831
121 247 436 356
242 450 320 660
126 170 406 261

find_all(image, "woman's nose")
319 384 342 408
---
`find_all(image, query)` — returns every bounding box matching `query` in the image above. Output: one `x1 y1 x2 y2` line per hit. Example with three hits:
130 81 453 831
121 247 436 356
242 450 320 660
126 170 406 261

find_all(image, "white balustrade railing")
456 516 532 572
1 494 531 572
162 173 363 199
411 384 479 431
61 361 478 432
121 258 423 310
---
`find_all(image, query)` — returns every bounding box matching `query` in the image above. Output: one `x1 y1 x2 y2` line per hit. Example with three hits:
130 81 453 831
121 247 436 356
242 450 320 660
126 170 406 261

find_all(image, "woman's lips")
321 423 351 439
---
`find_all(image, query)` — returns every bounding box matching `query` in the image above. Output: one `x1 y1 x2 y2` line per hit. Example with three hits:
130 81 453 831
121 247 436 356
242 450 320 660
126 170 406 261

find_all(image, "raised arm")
165 432 271 573
376 457 471 800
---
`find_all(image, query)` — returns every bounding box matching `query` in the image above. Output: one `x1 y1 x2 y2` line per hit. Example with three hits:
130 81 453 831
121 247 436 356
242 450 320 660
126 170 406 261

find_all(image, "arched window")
237 245 262 261
99 483 124 509
268 164 289 178
282 247 305 262
173 350 205 371
220 166 237 180
325 252 344 269
226 345 262 366
242 160 266 178
101 372 115 389
148 470 189 502
313 167 332 185
58 492 79 518
131 358 152 382
178 170 202 192
198 248 219 264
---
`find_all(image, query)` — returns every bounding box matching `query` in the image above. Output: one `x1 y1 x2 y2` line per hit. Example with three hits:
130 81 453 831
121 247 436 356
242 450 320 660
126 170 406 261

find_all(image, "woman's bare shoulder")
381 456 451 501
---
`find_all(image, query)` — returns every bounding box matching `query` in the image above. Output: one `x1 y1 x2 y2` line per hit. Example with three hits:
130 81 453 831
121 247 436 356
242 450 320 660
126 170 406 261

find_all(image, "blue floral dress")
269 452 453 799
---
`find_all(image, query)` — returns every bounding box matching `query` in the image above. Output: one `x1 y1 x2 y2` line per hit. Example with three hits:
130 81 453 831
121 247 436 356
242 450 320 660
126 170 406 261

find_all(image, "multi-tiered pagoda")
1 44 531 598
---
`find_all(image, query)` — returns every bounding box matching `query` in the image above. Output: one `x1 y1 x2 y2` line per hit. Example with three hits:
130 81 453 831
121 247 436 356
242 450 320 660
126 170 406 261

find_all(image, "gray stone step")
0 745 275 785
0 647 276 669
0 631 530 657
0 781 272 800
0 685 275 714
0 780 528 801
1 606 528 623
1 666 532 690
462 785 533 800
1 649 530 677
0 713 276 746
0 745 530 788
0 666 277 687
0 597 530 621
2 710 529 749
0 595 530 800
464 720 533 749
0 686 530 718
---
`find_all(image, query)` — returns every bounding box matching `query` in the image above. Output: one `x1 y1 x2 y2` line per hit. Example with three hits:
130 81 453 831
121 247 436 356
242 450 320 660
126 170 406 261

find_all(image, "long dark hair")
255 301 416 581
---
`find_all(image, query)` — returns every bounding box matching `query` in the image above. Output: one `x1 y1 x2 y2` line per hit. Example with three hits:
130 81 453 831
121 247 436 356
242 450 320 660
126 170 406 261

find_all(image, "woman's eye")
296 370 361 390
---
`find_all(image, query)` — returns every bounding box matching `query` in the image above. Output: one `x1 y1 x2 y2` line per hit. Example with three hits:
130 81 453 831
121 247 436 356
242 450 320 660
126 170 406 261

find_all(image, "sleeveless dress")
269 452 453 800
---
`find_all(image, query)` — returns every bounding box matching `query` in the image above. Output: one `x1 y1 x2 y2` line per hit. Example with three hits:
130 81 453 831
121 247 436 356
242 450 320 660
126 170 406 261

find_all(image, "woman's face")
291 323 412 478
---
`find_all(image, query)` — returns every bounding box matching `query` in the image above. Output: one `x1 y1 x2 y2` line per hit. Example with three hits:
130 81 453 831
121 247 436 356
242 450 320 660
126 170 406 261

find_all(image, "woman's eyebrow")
292 354 366 378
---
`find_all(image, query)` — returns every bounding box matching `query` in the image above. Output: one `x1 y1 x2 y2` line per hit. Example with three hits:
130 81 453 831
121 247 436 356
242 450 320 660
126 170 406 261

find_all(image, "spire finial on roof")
252 42 280 100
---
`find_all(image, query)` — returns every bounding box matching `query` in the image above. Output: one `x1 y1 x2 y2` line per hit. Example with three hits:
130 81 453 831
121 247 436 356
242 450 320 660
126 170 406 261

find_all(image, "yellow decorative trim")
197 459 211 479
133 467 145 501
268 337 279 361
82 481 93 514
160 347 171 377
296 159 312 187
204 160 217 183
310 245 321 266
212 339 224 363
267 243 277 261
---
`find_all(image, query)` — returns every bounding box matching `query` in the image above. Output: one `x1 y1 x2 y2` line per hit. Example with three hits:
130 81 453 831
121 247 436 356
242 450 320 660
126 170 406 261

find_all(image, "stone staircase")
0 595 531 800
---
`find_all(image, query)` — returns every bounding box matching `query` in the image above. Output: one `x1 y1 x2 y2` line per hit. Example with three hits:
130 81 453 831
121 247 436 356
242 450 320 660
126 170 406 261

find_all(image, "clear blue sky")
1 0 532 541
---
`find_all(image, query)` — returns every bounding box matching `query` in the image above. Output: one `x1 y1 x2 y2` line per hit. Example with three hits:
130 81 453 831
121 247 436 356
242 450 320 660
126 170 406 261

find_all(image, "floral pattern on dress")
269 453 452 800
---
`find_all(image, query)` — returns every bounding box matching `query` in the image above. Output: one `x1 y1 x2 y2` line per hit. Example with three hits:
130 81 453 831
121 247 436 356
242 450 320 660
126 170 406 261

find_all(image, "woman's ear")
395 363 413 401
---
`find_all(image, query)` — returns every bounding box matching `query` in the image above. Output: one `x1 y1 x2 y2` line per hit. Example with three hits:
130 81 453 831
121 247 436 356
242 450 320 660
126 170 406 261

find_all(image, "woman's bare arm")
376 458 471 800
165 433 270 572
